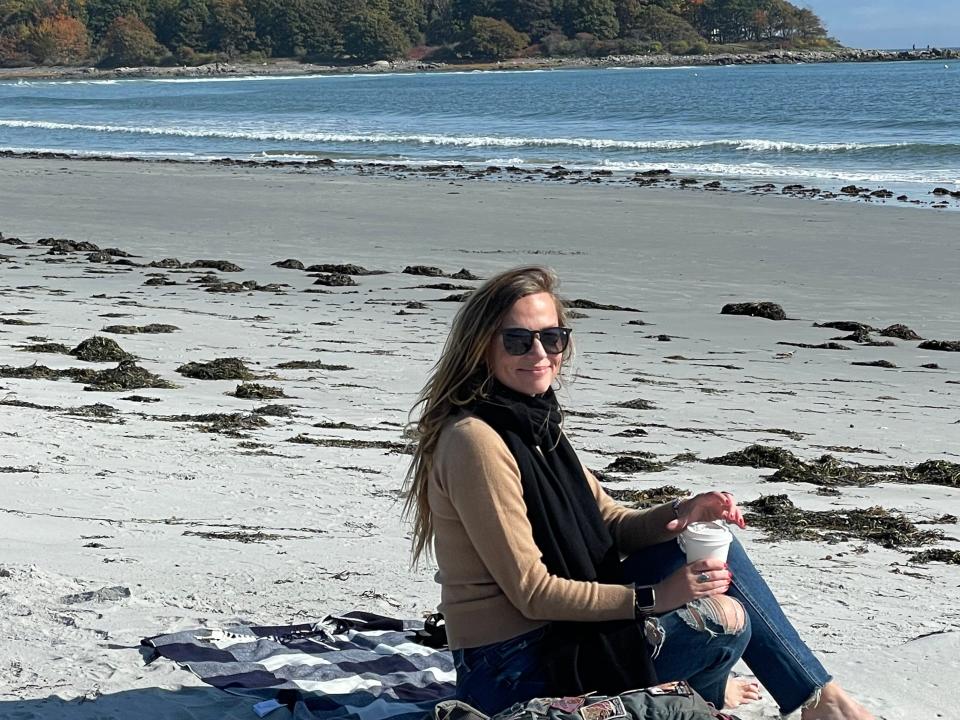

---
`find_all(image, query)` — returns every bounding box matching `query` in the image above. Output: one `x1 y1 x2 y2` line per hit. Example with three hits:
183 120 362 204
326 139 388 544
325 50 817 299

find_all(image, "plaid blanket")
142 611 456 720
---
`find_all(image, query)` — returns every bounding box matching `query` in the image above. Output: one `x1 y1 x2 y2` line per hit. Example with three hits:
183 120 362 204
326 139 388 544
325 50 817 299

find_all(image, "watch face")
636 585 655 610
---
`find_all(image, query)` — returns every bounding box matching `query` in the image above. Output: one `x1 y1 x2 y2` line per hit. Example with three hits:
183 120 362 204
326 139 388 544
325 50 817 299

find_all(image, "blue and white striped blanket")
142 611 456 720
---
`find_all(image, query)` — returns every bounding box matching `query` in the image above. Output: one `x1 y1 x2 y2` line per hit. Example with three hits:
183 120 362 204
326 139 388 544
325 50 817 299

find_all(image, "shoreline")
1 47 957 83
3 149 959 212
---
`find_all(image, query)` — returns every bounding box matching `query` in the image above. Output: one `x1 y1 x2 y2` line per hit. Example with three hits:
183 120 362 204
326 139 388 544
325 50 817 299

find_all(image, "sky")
800 1 960 50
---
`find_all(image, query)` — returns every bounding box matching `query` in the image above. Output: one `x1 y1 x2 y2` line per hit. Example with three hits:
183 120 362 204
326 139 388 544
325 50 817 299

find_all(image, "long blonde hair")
402 265 573 565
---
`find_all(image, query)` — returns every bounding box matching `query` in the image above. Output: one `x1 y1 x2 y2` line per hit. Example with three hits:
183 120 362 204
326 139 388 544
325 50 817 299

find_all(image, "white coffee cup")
678 521 733 563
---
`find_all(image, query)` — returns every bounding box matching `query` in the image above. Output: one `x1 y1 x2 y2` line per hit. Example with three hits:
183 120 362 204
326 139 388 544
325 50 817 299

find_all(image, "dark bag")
435 682 740 720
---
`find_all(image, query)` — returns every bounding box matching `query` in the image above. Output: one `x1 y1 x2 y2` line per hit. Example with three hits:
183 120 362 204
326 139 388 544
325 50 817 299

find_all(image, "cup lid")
682 521 732 538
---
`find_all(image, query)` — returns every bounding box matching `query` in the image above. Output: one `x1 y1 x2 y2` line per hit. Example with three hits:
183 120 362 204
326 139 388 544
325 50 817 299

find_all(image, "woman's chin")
506 376 554 396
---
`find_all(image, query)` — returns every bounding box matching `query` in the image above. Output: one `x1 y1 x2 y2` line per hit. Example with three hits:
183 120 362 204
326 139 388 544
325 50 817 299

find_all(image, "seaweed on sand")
403 265 445 277
721 302 786 321
273 259 305 270
777 342 850 351
253 404 293 417
311 273 357 287
605 485 690 509
743 495 943 549
615 398 657 410
899 460 960 487
183 529 281 543
772 456 960 489
880 324 922 340
286 434 412 454
176 357 255 380
0 364 70 380
814 321 876 333
918 340 960 352
274 360 352 371
415 283 474 291
605 455 668 474
156 412 269 436
17 342 70 354
70 336 134 362
305 263 385 275
706 445 875 486
102 324 179 334
706 445 801 469
68 403 120 418
565 299 642 312
82 360 177 392
233 383 288 399
908 549 960 565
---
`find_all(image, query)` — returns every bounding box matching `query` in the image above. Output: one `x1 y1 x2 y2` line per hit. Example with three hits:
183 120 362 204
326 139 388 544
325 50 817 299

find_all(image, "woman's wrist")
668 496 689 533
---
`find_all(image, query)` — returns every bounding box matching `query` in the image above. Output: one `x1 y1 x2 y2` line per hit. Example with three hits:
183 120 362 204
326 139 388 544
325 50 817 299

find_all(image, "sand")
0 157 958 720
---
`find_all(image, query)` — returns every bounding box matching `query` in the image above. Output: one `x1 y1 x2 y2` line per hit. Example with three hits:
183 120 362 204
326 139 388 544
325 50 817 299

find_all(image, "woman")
404 266 874 720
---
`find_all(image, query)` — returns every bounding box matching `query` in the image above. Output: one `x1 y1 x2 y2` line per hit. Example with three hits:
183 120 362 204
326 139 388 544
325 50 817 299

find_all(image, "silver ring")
696 572 710 583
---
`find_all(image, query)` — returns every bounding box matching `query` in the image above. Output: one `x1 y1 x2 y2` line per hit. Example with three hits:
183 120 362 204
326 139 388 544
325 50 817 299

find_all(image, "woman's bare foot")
723 676 762 709
800 682 875 720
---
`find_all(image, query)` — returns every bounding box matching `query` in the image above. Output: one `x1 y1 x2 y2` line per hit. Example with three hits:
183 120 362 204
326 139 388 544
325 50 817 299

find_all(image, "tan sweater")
429 412 679 649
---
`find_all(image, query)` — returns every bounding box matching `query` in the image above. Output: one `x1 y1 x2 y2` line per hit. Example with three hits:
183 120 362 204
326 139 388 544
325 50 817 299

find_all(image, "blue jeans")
454 538 830 716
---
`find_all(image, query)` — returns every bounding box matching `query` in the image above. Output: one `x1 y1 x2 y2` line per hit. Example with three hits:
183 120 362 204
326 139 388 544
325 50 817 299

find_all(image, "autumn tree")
27 12 89 62
83 0 147 41
97 13 163 65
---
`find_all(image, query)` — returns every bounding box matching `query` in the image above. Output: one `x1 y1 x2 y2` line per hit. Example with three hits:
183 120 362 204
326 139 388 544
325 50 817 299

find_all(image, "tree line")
0 0 830 68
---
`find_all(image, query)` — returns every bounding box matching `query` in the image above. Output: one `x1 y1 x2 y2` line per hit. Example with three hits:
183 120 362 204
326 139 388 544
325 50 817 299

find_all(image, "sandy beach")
0 157 958 720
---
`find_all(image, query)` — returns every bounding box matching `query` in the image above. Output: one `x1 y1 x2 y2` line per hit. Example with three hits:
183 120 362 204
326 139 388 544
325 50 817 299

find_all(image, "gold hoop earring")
479 371 494 398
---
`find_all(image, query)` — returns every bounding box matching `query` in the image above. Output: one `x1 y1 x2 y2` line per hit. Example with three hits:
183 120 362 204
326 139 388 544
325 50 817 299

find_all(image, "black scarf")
472 381 657 696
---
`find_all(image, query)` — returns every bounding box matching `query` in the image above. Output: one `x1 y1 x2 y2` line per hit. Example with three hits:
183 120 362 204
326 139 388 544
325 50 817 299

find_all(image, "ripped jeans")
454 538 830 717
624 537 831 715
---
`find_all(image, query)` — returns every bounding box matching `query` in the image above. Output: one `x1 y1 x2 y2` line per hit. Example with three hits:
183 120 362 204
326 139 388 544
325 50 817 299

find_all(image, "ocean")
2 60 958 201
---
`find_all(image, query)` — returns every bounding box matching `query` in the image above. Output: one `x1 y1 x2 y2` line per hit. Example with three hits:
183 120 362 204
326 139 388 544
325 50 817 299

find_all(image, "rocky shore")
1 46 956 82
3 149 959 212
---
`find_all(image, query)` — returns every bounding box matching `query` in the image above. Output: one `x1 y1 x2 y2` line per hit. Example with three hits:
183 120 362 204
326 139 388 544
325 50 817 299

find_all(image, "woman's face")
487 292 563 396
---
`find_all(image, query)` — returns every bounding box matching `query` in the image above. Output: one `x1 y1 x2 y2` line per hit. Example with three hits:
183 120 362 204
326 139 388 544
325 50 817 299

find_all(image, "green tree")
343 8 408 60
631 4 700 43
98 13 163 65
502 0 550 34
173 0 209 51
388 0 425 45
206 0 254 54
557 0 619 40
462 14 526 59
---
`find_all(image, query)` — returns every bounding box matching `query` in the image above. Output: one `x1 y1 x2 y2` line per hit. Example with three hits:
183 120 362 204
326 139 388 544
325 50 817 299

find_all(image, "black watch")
634 584 656 617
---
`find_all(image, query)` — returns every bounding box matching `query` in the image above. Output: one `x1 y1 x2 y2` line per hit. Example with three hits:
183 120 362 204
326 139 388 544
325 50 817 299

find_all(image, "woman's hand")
666 491 746 532
653 559 731 613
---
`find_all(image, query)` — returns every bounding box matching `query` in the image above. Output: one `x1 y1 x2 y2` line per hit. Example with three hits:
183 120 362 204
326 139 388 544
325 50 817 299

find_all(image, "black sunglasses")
500 327 572 356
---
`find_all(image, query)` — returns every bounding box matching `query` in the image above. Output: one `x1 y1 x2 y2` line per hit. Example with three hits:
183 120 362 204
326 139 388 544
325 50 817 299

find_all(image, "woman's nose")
527 336 548 357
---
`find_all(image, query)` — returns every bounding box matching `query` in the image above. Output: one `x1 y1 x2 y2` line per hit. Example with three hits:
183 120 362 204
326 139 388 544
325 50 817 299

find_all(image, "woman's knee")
680 595 750 637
